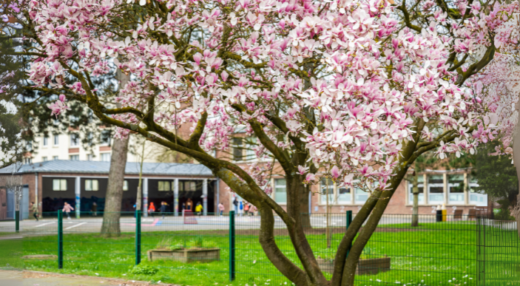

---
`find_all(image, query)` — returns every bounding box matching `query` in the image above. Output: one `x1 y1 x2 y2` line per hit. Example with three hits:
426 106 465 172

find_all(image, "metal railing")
0 211 518 285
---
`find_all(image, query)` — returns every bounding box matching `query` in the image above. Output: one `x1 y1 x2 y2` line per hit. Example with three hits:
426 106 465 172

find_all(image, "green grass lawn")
0 238 23 270
11 222 520 286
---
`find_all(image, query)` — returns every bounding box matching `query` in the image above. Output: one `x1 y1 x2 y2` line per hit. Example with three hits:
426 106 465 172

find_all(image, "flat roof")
0 160 213 177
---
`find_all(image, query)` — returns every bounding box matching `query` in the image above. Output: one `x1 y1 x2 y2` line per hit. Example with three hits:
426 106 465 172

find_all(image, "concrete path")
0 270 176 286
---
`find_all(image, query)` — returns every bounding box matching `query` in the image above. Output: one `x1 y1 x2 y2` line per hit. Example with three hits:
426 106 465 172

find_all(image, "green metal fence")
477 218 520 286
1 211 519 285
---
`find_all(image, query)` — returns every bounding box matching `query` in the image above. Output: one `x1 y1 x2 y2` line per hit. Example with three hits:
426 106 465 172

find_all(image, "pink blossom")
47 100 69 117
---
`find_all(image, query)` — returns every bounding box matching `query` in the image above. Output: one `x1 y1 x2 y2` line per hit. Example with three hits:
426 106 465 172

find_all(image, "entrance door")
22 186 29 219
6 189 14 219
0 189 6 220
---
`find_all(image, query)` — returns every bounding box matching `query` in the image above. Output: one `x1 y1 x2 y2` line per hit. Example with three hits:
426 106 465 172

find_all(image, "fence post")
58 210 63 269
229 211 235 281
135 210 141 265
346 211 352 258
15 210 19 233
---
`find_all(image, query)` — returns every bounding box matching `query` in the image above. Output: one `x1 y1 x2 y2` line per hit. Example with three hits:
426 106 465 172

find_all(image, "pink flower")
47 100 70 117
304 173 316 183
331 166 340 180
193 53 202 66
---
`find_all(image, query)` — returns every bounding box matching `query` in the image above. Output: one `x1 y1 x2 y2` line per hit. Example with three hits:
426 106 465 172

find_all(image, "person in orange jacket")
148 202 156 217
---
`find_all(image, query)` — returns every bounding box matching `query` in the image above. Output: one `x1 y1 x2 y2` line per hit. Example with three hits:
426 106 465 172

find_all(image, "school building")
0 160 489 220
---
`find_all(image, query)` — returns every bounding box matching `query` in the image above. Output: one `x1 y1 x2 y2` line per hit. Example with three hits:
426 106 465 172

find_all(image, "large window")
338 187 351 204
274 179 287 204
355 187 368 204
53 179 67 191
448 175 464 204
245 138 258 161
233 137 244 161
70 155 79 161
428 175 444 204
158 181 171 191
320 178 334 204
53 134 59 146
70 134 79 147
408 175 425 204
85 179 99 191
100 153 111 162
43 136 49 146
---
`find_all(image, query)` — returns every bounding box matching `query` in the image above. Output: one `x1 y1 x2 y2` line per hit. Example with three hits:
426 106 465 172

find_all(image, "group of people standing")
147 201 170 218
231 197 257 216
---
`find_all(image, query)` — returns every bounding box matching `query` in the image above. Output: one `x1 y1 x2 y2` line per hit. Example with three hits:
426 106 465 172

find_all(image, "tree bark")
100 136 130 237
512 120 520 237
299 185 312 229
136 138 145 211
412 174 419 227
100 70 130 237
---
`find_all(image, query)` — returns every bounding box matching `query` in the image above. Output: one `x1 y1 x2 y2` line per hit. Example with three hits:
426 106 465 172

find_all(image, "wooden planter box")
317 256 391 275
147 248 220 263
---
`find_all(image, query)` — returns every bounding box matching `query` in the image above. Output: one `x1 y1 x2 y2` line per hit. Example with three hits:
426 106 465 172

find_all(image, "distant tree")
472 141 519 220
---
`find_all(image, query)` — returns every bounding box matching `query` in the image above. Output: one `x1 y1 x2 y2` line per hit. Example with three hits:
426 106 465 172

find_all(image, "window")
274 179 287 204
42 157 48 161
158 181 171 191
408 175 425 204
100 153 111 162
428 175 444 204
87 154 93 161
53 179 67 191
338 187 351 204
123 180 128 191
320 178 334 204
233 137 243 161
355 187 368 204
43 136 49 146
26 142 32 152
70 134 79 147
100 130 111 145
448 175 464 204
53 156 59 160
53 134 59 145
245 138 257 161
24 157 32 164
70 155 79 161
179 181 198 191
85 179 99 191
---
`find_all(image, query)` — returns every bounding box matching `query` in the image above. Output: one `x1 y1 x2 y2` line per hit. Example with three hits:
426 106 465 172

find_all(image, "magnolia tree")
473 53 520 232
8 0 520 284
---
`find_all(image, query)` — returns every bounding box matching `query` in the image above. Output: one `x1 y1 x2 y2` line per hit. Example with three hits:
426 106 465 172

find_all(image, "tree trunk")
412 174 419 227
100 136 129 237
299 185 312 229
136 139 145 211
326 178 331 248
511 117 520 237
100 70 130 237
